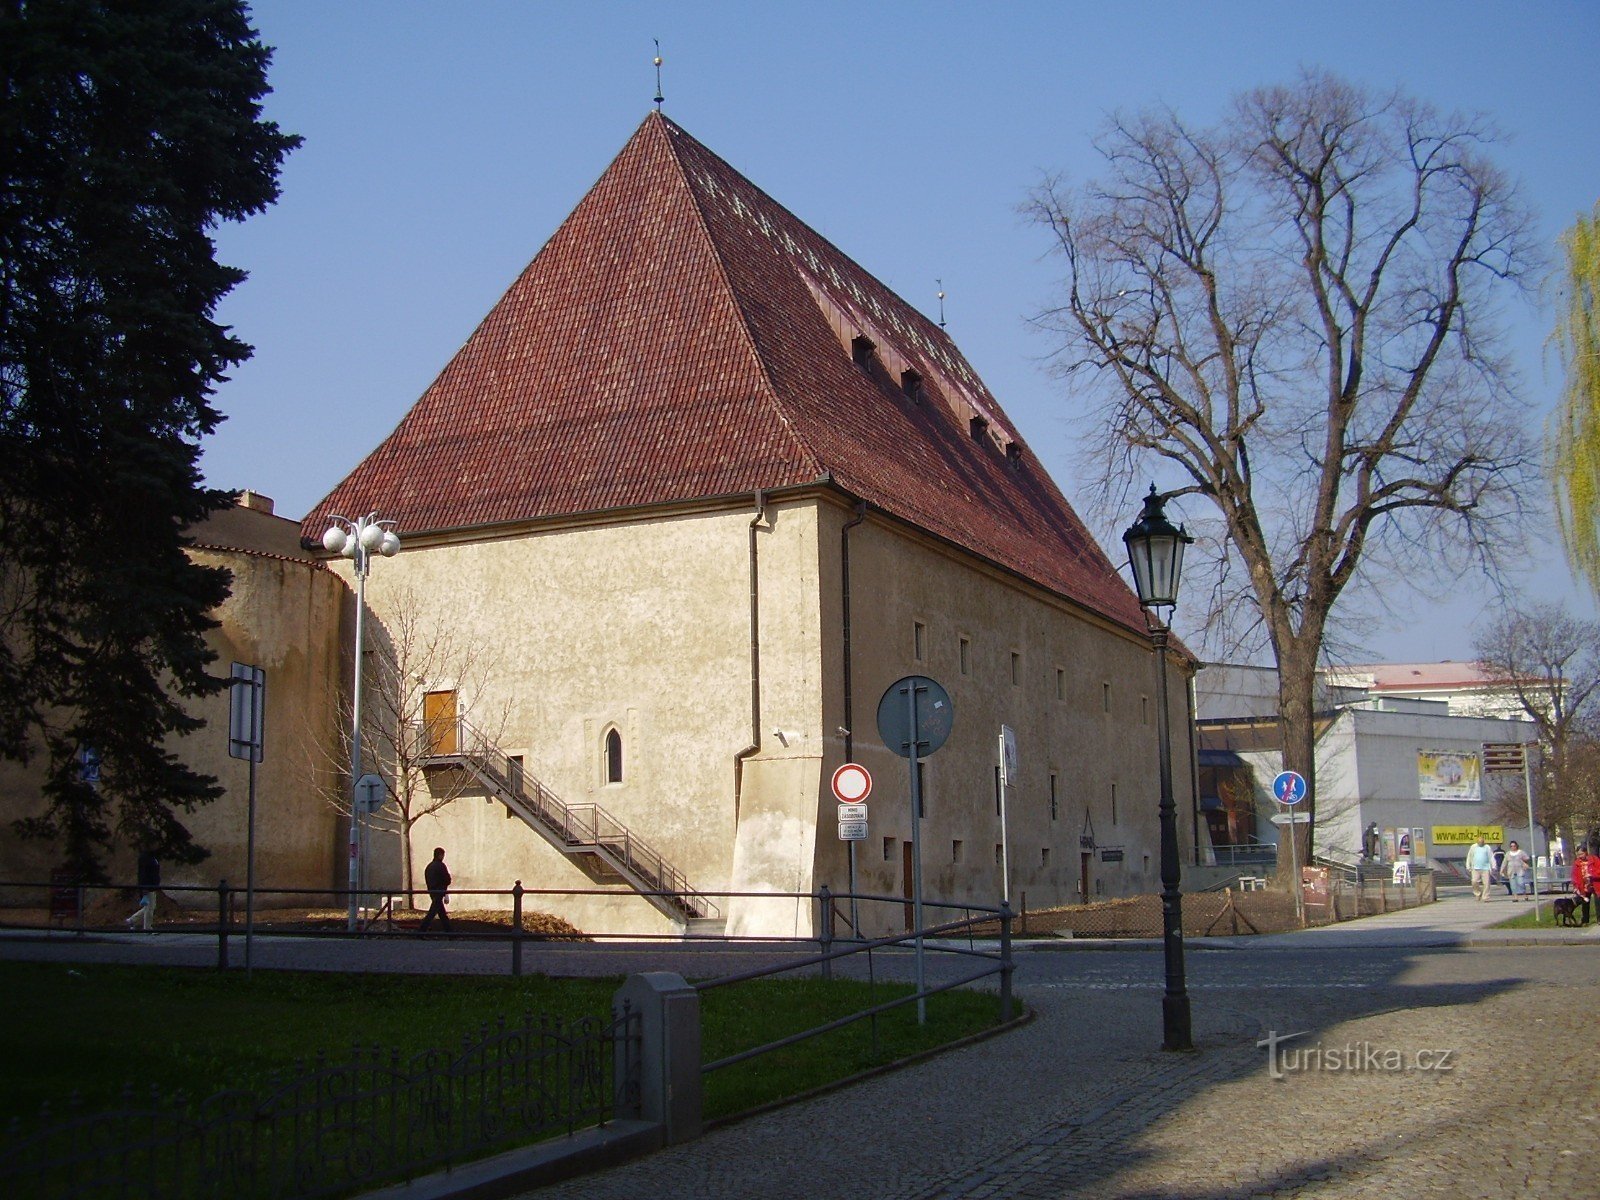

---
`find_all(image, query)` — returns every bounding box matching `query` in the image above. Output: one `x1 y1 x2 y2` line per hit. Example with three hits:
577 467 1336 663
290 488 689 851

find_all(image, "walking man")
125 849 160 931
419 846 451 932
1465 836 1496 901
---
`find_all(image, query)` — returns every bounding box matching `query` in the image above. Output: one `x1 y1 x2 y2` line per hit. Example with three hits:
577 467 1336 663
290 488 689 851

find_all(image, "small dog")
1553 896 1580 926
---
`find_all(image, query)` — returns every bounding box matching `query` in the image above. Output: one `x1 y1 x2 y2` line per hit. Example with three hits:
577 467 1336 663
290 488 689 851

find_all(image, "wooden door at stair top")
423 690 458 756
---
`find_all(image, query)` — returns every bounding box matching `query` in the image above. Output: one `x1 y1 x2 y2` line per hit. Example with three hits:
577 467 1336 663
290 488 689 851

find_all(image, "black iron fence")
1 1006 638 1200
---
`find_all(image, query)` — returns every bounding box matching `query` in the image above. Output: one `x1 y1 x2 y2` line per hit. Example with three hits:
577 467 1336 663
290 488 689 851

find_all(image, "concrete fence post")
612 972 702 1145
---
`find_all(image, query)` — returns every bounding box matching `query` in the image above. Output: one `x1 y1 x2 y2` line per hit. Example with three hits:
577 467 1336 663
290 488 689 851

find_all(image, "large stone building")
2 114 1194 936
299 112 1194 937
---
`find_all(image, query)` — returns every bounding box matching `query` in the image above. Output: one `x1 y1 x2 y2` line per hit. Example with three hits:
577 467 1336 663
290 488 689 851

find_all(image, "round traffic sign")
1272 770 1307 805
876 676 955 758
832 763 872 803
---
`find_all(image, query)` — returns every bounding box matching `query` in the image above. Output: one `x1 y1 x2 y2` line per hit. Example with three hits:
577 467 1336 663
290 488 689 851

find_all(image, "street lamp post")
321 512 401 932
1122 486 1194 1052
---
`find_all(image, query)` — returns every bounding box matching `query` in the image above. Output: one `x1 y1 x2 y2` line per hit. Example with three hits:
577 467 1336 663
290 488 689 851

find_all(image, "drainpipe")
840 500 868 763
840 500 868 938
733 491 768 817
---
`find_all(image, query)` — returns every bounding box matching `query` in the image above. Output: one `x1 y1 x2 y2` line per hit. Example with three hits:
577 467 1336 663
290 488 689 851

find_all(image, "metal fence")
1 1006 638 1200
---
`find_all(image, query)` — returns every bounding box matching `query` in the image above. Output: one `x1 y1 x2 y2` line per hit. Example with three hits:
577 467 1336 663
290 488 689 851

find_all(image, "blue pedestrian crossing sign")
1272 770 1307 805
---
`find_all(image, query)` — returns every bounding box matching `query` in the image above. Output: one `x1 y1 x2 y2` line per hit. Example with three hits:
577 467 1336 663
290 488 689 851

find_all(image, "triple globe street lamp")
1122 485 1195 1052
321 513 401 932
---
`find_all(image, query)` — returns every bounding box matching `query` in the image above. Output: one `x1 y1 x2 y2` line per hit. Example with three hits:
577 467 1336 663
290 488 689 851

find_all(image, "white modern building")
1195 663 1540 874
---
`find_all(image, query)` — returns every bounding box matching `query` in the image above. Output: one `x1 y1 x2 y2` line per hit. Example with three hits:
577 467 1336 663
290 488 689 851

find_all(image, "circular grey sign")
876 675 955 758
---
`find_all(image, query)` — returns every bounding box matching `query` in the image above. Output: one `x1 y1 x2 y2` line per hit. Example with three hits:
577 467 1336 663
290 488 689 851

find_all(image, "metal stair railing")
420 717 720 922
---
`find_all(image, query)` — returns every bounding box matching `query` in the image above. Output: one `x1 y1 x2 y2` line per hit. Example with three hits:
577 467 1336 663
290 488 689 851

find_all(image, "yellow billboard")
1431 825 1504 845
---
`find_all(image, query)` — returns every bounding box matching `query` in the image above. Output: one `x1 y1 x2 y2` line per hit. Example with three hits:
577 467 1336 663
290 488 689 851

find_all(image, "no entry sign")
831 762 872 803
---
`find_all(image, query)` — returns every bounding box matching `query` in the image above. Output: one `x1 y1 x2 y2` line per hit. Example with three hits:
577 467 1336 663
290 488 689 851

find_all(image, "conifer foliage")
0 0 299 875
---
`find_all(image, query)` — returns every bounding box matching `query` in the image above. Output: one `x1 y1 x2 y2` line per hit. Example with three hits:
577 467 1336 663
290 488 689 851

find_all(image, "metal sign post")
832 764 872 937
229 663 266 974
998 726 1018 905
1272 771 1307 927
1484 741 1538 921
877 676 954 1025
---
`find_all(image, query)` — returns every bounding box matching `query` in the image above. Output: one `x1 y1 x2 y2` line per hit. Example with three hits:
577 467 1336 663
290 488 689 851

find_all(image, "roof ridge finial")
653 40 664 110
936 279 947 329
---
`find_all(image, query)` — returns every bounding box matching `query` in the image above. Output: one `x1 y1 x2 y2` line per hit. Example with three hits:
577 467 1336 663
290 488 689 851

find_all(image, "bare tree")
1474 602 1600 843
325 589 509 906
1030 71 1538 871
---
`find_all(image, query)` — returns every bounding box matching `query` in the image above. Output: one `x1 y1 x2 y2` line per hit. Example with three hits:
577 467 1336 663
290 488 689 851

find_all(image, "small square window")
960 636 971 675
914 621 926 661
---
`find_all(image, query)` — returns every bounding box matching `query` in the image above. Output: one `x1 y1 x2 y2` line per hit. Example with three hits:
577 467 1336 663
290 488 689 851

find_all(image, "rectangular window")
1049 772 1059 821
916 760 927 818
1056 668 1065 701
960 636 971 675
952 840 963 864
883 837 895 862
995 843 1004 866
1010 652 1021 686
1111 782 1118 825
1042 847 1051 869
1141 695 1149 725
995 765 1003 816
914 621 926 661
1102 681 1111 712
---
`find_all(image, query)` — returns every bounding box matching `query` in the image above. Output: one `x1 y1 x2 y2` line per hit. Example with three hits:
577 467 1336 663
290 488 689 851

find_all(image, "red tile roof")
302 113 1149 635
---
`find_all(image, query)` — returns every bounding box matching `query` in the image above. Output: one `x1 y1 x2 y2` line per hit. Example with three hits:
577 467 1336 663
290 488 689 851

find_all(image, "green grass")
1491 900 1586 930
3 962 1004 1126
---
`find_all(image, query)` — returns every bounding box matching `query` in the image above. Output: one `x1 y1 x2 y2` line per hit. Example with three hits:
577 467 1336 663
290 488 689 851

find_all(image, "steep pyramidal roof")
303 112 1148 634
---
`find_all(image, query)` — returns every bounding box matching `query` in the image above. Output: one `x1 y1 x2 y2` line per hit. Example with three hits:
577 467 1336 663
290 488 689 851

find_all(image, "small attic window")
970 415 989 441
900 369 924 402
1006 442 1022 468
851 335 877 368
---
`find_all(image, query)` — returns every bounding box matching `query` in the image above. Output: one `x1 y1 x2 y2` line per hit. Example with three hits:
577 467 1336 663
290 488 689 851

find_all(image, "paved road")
6 889 1598 1198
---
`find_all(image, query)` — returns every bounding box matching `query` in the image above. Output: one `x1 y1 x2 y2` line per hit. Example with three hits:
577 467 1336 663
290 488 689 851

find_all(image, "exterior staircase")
420 718 720 925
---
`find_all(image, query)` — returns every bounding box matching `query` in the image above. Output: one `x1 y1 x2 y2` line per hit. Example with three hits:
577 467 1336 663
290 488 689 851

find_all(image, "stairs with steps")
421 718 720 925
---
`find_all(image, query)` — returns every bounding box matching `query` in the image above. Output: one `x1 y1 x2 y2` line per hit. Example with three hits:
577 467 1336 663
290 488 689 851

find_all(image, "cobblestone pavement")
520 945 1600 1200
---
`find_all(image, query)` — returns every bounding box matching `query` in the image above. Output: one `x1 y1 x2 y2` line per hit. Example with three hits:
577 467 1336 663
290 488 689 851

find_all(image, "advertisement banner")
1431 825 1505 845
1417 750 1480 801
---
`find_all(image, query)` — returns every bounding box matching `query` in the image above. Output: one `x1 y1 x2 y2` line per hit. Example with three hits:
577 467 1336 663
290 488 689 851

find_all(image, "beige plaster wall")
336 498 827 937
814 502 1195 936
171 549 347 903
0 547 345 906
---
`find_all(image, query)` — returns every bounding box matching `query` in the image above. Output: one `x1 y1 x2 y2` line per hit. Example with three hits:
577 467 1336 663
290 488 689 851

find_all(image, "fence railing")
1 1006 638 1200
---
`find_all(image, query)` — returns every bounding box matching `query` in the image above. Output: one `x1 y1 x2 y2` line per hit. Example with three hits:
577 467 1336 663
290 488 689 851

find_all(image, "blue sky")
206 1 1600 662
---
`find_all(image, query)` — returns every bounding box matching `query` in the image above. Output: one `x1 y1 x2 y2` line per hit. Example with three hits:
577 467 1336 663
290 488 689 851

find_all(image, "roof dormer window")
1006 442 1022 468
851 335 877 368
970 415 988 441
901 369 923 402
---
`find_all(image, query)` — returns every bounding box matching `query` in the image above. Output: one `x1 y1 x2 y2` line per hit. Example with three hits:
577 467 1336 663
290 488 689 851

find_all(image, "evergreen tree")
0 0 299 875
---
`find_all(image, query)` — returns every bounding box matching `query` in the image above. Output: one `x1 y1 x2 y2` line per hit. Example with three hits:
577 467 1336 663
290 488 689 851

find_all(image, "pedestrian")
1502 841 1532 901
418 846 451 932
124 849 160 931
1465 836 1496 902
1574 844 1600 928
